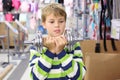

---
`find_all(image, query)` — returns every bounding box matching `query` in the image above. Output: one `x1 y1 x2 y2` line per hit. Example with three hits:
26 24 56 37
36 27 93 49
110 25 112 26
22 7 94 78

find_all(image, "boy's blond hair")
41 3 67 22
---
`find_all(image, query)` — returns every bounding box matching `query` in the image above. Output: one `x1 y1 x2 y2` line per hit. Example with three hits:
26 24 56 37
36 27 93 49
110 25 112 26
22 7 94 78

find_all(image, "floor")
0 48 31 80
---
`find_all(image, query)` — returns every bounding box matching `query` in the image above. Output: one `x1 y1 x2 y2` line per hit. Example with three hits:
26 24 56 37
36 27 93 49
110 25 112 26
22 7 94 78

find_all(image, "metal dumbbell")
65 28 83 51
31 30 43 52
32 28 82 52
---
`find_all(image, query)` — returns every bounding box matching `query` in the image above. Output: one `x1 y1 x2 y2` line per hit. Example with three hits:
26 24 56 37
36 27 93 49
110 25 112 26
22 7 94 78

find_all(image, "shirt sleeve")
57 42 86 80
29 48 55 80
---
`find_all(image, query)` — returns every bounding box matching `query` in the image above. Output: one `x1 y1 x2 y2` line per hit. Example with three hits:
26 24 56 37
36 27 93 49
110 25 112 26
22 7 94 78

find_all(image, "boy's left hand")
54 35 68 55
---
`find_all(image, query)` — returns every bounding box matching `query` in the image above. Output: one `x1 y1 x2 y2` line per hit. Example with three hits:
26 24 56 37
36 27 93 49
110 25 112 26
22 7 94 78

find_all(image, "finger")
59 35 68 45
54 37 61 46
55 36 66 46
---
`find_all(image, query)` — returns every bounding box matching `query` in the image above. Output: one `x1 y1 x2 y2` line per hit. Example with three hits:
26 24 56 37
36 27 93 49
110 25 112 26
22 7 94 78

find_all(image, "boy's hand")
55 35 68 55
43 36 56 54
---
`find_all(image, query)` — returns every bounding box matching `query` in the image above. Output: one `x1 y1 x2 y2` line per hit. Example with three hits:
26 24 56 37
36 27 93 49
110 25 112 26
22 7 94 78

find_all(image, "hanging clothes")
20 1 30 12
29 0 38 14
44 0 51 3
2 0 14 12
98 0 117 51
19 13 27 22
30 15 37 30
5 13 13 22
39 0 44 4
88 1 101 53
113 0 120 19
111 19 120 40
0 0 3 11
111 0 120 40
64 0 74 17
13 13 19 21
88 2 101 40
0 12 5 22
58 0 64 4
12 0 21 10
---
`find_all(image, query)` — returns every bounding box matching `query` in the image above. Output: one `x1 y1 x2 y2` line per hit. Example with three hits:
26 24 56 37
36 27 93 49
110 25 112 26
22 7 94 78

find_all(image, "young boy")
29 3 86 80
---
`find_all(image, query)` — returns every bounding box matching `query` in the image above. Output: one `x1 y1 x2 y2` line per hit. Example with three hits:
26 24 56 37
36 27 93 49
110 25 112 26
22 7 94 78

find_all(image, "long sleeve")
57 42 86 80
29 47 55 80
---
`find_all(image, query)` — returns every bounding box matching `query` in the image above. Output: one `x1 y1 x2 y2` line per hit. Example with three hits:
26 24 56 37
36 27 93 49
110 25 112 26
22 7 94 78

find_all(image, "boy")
29 3 86 80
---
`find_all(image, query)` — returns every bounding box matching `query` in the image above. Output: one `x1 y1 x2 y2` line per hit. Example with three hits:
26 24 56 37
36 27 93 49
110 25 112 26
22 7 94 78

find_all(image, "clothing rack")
1 21 18 67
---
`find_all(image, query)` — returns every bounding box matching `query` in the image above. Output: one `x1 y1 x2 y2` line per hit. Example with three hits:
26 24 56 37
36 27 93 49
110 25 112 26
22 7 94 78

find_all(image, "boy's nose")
55 22 59 27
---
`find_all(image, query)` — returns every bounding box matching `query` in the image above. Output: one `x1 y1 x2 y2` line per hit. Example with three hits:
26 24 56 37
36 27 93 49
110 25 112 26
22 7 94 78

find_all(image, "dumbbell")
64 28 82 51
31 31 43 52
32 28 82 52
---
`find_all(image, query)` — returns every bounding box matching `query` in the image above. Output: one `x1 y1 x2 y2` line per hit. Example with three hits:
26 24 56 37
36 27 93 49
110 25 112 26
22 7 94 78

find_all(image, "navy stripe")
57 50 66 59
70 50 74 54
71 63 80 79
75 46 81 50
38 61 50 72
52 65 61 69
30 63 35 67
84 66 87 71
62 61 72 71
29 55 38 62
45 50 55 59
45 77 68 80
31 68 39 80
30 46 36 50
67 50 74 54
73 56 83 59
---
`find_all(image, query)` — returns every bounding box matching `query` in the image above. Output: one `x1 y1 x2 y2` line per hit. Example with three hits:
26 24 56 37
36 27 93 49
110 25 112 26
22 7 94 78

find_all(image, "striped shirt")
29 42 86 80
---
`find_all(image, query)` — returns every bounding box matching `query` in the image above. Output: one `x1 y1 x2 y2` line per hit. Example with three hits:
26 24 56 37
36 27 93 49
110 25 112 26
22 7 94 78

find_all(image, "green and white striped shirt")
29 42 86 80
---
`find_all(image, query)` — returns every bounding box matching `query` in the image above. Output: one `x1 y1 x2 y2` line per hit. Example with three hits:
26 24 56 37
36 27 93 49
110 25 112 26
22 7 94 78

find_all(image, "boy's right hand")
43 36 56 54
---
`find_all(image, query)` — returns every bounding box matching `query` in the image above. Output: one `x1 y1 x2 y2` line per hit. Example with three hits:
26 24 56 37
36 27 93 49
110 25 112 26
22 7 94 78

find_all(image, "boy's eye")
49 21 54 23
48 20 64 23
59 21 64 23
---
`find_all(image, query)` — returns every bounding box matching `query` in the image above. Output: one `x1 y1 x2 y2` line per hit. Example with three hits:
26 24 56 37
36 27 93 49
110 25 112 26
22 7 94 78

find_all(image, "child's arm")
57 42 86 80
29 48 55 80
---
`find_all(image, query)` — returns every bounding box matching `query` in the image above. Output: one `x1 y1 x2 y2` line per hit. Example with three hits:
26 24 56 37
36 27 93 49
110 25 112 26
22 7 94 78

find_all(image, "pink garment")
0 3 3 11
30 16 37 30
36 9 41 20
12 0 21 10
64 0 73 6
20 1 30 12
0 0 2 3
5 13 13 22
39 0 44 3
0 0 2 11
29 1 38 14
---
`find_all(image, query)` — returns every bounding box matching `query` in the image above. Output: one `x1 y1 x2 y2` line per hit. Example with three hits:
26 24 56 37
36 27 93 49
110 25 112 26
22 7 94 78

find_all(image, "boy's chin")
52 34 62 37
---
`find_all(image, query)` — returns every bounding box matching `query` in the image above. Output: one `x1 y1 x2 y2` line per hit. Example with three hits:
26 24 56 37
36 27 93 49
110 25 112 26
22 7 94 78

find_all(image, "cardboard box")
80 40 120 54
84 53 120 80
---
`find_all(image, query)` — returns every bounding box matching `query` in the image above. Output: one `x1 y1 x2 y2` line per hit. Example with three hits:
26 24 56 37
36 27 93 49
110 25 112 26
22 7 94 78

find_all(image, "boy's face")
42 13 66 37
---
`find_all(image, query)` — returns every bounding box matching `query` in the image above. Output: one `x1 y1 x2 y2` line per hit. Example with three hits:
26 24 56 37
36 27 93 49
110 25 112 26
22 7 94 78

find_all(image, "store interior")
0 0 120 80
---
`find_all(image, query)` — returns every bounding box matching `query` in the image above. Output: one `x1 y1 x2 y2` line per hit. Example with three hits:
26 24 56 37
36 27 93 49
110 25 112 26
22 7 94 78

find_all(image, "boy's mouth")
54 29 60 33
